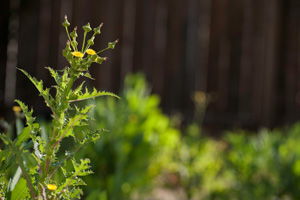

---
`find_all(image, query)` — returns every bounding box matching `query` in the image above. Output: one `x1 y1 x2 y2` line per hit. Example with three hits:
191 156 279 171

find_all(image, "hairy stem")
33 139 42 174
16 159 36 199
49 146 82 179
65 27 74 51
96 47 110 54
52 114 84 149
82 32 87 52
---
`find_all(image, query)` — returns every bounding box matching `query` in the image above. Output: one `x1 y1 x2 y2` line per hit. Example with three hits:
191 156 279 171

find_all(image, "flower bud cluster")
62 15 118 72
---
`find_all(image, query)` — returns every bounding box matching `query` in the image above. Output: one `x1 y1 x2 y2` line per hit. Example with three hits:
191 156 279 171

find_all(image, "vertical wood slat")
16 0 40 109
260 0 281 126
284 0 300 123
162 0 188 113
238 0 254 122
4 0 21 111
0 1 10 116
196 0 211 93
251 0 266 123
152 0 168 95
206 0 231 118
120 0 136 85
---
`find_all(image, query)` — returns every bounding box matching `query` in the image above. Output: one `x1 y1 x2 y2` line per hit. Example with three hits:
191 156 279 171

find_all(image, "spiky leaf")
68 88 119 103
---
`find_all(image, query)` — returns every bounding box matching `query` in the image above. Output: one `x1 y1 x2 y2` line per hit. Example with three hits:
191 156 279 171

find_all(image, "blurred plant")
217 126 300 200
56 71 300 200
0 16 118 199
176 124 300 200
82 73 180 200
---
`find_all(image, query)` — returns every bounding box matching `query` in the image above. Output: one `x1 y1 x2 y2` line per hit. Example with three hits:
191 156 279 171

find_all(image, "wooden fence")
1 0 300 133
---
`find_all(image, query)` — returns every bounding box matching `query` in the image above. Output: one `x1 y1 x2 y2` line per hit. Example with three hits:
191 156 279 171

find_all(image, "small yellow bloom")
86 49 96 55
12 106 22 113
71 51 84 58
47 184 57 191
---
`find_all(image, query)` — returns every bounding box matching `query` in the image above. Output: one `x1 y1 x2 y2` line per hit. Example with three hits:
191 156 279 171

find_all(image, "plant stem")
16 159 36 199
65 27 74 51
33 139 42 174
82 32 87 52
84 33 96 53
49 146 82 179
96 47 110 54
58 169 81 197
52 114 84 149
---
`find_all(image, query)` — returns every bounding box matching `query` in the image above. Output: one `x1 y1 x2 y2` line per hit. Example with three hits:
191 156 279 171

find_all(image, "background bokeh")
1 0 300 133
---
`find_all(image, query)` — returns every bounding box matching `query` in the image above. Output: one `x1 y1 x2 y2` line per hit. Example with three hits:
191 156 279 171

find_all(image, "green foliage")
218 126 300 199
82 73 180 200
79 71 300 199
0 16 118 199
171 123 300 200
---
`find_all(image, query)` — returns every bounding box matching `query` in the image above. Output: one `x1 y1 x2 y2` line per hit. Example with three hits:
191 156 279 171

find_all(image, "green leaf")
0 150 15 173
0 150 10 162
57 159 92 194
86 190 107 200
14 124 39 146
71 158 93 177
84 72 94 80
18 68 58 119
14 100 35 131
0 134 12 145
10 178 29 200
59 105 94 139
68 88 120 103
9 167 22 192
46 67 60 85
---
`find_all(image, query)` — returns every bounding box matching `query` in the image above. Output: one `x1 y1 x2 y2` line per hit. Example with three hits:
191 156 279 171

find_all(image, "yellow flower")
12 106 22 113
71 51 84 58
47 184 57 191
86 49 96 55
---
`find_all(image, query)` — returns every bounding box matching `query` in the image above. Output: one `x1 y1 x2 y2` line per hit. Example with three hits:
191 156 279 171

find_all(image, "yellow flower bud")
12 106 22 113
47 184 57 191
71 51 84 58
86 49 96 55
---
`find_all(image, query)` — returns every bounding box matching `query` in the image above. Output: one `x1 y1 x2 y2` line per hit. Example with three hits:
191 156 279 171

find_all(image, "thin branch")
41 95 59 121
59 169 81 197
16 160 35 199
33 140 42 174
39 183 47 200
49 146 82 179
96 47 110 54
68 97 98 103
52 115 84 149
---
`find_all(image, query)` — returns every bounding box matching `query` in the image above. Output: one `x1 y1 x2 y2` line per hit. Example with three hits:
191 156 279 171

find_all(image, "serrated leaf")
59 105 94 139
68 88 120 103
57 159 91 194
84 72 94 80
73 82 85 95
0 150 10 162
10 178 29 200
71 159 93 177
0 134 12 145
0 160 15 174
14 123 39 146
46 67 60 86
15 100 35 131
18 68 58 119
